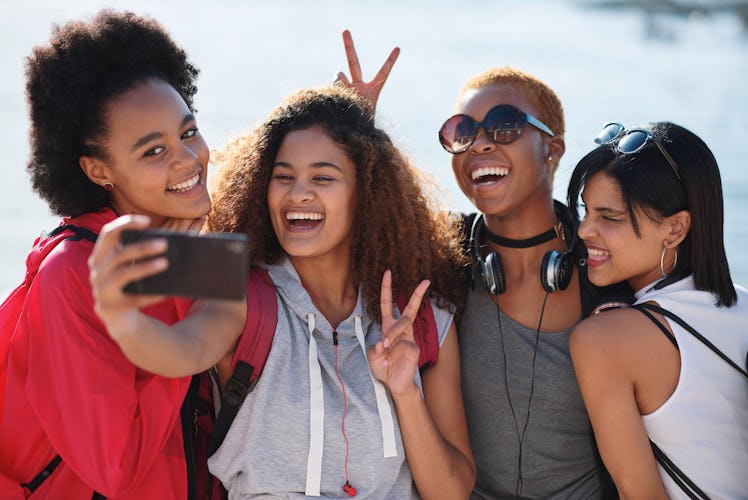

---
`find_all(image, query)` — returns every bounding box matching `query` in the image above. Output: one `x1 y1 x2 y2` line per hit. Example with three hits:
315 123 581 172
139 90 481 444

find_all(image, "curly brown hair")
25 9 200 217
461 66 565 177
208 86 467 320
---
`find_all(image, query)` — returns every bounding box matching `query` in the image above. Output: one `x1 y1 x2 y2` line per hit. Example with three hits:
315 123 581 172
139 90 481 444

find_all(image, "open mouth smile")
471 166 509 185
166 172 201 192
286 211 324 229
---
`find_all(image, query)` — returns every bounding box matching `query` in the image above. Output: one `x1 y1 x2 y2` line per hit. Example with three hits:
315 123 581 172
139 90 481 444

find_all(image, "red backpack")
0 225 104 498
191 266 440 498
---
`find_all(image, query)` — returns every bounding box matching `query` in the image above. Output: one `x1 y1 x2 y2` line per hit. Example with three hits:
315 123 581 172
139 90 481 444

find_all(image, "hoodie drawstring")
305 312 324 496
353 315 397 458
304 313 398 497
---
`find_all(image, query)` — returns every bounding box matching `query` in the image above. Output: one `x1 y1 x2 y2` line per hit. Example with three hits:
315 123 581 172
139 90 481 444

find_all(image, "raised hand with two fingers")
368 269 430 397
334 29 400 114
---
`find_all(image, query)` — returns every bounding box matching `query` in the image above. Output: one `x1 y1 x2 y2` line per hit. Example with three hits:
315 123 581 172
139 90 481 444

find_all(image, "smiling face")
267 126 357 265
579 172 676 291
450 83 555 218
80 78 211 227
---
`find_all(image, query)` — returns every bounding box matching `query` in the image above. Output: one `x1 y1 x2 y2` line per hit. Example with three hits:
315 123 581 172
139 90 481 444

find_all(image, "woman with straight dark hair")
567 121 748 498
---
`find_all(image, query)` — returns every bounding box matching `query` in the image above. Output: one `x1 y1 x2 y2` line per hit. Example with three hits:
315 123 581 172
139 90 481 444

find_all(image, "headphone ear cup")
541 249 574 293
483 251 506 295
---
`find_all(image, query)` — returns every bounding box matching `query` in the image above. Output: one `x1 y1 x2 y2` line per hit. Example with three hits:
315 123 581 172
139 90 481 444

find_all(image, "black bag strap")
208 361 258 457
457 211 477 295
635 305 678 347
650 441 711 500
45 224 99 243
19 224 100 497
181 375 199 500
20 454 106 499
632 302 745 500
21 455 61 492
635 303 748 378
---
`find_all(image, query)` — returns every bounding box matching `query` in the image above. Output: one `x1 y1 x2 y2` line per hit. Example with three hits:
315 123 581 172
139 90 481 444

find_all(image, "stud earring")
103 182 113 192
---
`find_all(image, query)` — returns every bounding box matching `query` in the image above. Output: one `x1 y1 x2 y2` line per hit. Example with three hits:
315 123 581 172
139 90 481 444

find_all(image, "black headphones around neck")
469 202 579 294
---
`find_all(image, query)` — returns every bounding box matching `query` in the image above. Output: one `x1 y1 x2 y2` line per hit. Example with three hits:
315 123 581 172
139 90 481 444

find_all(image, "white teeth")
286 212 324 221
587 248 609 256
472 166 509 180
167 173 200 192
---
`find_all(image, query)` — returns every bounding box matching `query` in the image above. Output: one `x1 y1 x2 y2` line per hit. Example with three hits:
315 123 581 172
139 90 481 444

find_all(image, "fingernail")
128 214 151 226
150 238 168 251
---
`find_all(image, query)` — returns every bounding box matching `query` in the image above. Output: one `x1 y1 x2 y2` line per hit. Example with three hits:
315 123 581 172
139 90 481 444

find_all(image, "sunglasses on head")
438 104 555 154
594 122 682 181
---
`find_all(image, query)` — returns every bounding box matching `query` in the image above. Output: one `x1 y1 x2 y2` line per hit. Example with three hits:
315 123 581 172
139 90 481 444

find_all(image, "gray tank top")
459 279 604 499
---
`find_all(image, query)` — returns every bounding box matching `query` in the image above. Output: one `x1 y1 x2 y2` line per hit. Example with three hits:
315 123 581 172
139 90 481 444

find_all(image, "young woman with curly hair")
0 9 235 499
94 85 476 498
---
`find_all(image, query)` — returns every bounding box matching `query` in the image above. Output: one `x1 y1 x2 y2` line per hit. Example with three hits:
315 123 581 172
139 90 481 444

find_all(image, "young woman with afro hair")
0 9 237 499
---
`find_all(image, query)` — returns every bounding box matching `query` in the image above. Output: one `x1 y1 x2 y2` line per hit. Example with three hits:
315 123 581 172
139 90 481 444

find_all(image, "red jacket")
0 209 193 499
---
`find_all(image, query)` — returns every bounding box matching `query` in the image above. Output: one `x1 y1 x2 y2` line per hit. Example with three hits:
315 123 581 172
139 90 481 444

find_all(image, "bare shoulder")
570 307 656 364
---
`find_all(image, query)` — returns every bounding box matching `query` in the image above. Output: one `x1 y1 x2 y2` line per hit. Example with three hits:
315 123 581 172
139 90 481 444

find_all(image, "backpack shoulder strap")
633 304 678 348
208 266 278 456
459 211 477 283
396 293 439 369
636 302 748 378
230 266 278 377
650 440 710 500
632 302 716 500
20 455 62 493
46 224 98 243
7 224 99 495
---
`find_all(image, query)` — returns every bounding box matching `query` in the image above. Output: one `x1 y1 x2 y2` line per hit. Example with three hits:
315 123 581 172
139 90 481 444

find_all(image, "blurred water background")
1 0 747 295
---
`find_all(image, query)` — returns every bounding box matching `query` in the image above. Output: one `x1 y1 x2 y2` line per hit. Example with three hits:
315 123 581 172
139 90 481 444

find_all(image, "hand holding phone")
120 229 249 300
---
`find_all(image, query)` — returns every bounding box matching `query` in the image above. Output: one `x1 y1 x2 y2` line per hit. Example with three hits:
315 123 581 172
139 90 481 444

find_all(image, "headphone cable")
497 291 550 498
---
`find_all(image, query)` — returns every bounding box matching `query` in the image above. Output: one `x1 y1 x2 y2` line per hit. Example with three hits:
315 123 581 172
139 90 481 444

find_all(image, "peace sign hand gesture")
368 269 430 397
334 29 400 115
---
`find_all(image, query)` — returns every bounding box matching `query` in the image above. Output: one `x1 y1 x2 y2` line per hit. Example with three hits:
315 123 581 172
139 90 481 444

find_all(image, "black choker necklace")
484 221 563 248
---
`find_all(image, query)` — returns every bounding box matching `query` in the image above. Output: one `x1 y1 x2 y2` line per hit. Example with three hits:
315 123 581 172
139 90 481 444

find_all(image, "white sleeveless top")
636 276 748 499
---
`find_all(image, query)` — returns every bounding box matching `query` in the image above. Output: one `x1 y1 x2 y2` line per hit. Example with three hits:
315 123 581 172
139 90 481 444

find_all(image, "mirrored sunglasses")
594 122 682 182
439 104 555 154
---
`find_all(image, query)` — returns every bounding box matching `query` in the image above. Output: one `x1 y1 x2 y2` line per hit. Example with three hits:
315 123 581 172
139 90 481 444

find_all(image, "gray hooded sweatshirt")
209 258 453 499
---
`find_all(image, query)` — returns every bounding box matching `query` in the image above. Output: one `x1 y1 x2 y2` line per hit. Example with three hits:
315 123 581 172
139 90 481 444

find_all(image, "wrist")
390 382 422 403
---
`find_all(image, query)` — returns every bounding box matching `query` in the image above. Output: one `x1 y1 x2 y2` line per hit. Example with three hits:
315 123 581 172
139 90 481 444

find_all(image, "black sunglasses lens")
595 123 624 145
484 105 526 144
617 130 649 154
439 115 478 153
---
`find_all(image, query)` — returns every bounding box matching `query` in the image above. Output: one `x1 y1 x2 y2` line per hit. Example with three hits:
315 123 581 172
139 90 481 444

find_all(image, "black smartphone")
120 229 249 300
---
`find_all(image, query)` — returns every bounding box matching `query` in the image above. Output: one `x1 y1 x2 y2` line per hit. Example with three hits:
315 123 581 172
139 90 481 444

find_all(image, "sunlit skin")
578 172 680 293
450 84 561 235
80 78 211 228
448 84 578 331
571 170 692 498
91 53 476 500
268 126 357 269
267 126 359 325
